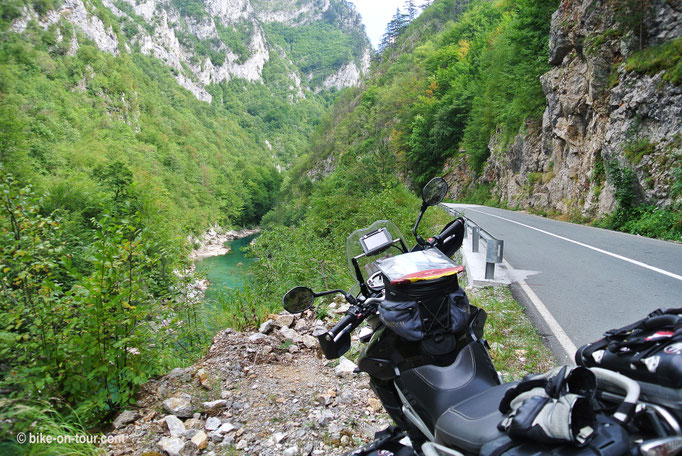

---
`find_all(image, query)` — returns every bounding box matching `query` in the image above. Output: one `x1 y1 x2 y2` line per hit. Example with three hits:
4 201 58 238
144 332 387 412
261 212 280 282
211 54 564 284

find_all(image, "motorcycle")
282 177 682 456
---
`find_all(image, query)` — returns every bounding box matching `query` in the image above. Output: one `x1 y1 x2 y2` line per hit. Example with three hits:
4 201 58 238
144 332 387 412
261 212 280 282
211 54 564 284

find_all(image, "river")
193 233 258 299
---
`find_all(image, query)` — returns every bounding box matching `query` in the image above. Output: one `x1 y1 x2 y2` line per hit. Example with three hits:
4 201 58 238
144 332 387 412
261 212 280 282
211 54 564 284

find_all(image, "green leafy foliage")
595 161 682 241
0 170 206 424
0 25 280 232
265 21 356 82
623 137 656 164
343 0 558 188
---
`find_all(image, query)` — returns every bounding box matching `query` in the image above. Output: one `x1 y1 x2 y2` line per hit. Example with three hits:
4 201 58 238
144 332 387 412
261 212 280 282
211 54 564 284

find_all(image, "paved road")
443 204 682 359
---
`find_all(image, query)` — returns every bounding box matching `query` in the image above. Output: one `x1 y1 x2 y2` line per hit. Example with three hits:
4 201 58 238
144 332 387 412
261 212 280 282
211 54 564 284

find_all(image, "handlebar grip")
328 313 357 339
437 218 465 257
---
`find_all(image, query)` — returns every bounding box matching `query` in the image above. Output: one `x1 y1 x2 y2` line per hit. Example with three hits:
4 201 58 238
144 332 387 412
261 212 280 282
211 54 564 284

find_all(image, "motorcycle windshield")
346 220 406 286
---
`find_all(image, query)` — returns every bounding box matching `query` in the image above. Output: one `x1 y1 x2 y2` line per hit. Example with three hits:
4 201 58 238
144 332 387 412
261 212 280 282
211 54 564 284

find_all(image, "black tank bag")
576 307 682 388
379 273 469 356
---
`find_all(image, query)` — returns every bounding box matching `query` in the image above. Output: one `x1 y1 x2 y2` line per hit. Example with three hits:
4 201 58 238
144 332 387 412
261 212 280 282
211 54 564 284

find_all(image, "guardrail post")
484 240 504 280
471 227 480 253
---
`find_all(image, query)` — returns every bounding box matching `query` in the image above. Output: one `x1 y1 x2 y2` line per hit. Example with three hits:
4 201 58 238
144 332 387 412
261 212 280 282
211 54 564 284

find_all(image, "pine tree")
405 0 418 20
379 8 409 52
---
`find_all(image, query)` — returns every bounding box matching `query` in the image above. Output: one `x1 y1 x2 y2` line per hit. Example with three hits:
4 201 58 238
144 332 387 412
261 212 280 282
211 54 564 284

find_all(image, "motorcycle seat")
434 382 518 455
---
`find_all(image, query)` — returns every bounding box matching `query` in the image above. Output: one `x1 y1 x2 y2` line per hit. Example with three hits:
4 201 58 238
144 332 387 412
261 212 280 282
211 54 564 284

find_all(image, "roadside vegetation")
469 286 555 380
0 0 357 443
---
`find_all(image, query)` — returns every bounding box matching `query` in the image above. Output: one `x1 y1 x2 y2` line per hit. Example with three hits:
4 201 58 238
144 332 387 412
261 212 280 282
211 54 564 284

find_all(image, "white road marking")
503 259 577 362
466 208 682 282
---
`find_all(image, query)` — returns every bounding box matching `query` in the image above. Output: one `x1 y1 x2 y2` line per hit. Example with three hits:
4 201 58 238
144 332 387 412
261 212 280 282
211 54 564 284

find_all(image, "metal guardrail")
440 205 504 280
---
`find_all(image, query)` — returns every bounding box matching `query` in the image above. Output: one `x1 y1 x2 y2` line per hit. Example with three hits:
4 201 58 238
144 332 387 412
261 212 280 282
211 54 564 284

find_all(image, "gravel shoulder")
103 310 389 456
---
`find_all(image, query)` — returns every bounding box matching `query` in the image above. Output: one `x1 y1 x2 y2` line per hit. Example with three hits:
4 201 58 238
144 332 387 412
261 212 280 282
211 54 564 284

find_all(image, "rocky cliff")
446 0 681 218
12 0 371 104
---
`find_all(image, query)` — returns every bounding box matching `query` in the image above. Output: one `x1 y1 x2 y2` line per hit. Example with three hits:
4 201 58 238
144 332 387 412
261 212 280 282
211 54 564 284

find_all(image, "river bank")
188 227 260 261
182 227 260 302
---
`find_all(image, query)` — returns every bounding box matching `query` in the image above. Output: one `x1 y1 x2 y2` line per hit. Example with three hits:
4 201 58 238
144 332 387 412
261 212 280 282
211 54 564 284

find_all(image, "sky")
348 1 422 49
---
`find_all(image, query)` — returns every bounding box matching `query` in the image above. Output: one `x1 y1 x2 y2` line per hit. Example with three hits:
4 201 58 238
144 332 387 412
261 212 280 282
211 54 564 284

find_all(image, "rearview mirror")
282 286 315 313
422 177 448 206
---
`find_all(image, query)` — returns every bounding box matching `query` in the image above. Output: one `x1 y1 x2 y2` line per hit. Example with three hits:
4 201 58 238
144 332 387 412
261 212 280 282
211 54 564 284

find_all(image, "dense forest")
0 0 366 443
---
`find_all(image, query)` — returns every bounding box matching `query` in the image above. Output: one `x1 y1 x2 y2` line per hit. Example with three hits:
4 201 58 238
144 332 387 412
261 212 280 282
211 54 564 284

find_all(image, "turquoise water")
194 233 258 298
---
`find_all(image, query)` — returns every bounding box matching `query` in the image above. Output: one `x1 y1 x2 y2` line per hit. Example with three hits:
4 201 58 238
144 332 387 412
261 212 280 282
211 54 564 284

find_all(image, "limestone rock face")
446 0 682 217
13 0 371 104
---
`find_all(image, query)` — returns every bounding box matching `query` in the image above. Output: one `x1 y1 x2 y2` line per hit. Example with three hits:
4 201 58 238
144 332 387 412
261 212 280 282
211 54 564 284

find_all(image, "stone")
183 418 202 430
201 399 227 415
217 422 235 434
302 335 318 349
179 441 199 456
158 436 185 456
312 326 327 337
273 432 287 444
220 390 231 399
183 429 200 440
275 314 295 328
248 332 268 342
208 431 223 443
191 430 208 450
167 367 193 382
235 439 248 450
293 319 307 331
333 303 350 314
283 445 299 456
164 415 186 438
259 319 275 334
196 368 211 389
222 435 235 446
162 394 194 418
279 327 302 343
205 417 221 431
317 409 334 427
334 357 357 377
367 397 382 413
113 410 139 429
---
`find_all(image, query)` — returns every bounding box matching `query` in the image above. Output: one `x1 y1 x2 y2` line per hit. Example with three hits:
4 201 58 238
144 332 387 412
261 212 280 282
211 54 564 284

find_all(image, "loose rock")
158 436 185 456
334 357 357 377
113 410 139 429
201 399 227 415
275 314 295 328
164 415 186 437
205 417 221 431
191 430 208 450
162 394 194 418
259 319 275 334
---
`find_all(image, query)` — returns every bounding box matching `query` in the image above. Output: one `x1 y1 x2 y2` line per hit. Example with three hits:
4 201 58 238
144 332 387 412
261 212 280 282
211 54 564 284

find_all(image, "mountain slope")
265 0 680 243
0 0 372 231
0 0 370 429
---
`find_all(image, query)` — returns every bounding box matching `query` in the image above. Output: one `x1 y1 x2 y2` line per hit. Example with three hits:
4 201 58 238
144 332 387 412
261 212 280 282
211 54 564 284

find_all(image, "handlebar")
592 368 640 423
328 294 385 341
432 218 464 257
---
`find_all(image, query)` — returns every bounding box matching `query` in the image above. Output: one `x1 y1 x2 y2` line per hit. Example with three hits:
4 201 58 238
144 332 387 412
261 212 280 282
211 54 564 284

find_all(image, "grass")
467 286 556 381
626 37 682 85
0 400 101 456
623 137 657 164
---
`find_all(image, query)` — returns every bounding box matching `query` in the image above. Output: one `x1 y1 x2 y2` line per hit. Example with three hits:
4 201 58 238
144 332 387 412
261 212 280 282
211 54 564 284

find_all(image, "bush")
0 169 206 424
